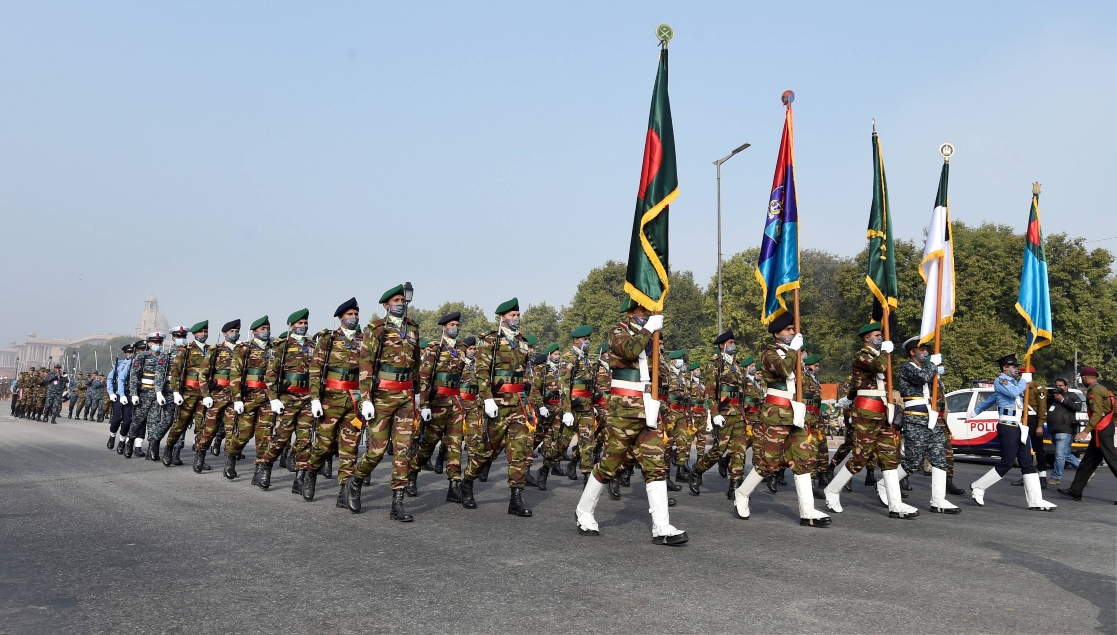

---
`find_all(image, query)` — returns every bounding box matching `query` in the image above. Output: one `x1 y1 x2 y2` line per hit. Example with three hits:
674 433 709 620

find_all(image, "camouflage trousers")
45 392 64 418
307 391 350 476
832 421 855 465
591 414 668 483
194 391 233 452
463 399 532 488
812 427 829 476
670 409 695 466
351 389 416 490
901 417 948 473
225 392 272 465
572 409 596 474
756 423 817 476
71 393 86 417
845 416 900 474
147 399 176 445
409 396 464 477
166 390 203 450
460 403 482 475
258 393 312 466
87 393 104 419
543 413 577 468
536 409 560 451
129 390 161 440
694 413 748 478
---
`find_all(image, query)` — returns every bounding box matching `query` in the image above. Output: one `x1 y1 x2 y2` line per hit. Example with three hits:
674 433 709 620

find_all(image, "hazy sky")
2 1 1114 345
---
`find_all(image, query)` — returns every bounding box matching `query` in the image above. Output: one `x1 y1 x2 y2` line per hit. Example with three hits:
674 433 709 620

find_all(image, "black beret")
532 353 547 366
767 312 794 334
438 311 462 326
461 336 477 347
713 329 735 346
221 319 241 333
334 297 358 318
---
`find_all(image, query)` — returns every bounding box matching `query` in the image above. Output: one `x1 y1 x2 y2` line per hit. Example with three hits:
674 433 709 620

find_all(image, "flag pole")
883 306 893 404
793 290 802 400
930 254 944 408
651 327 660 400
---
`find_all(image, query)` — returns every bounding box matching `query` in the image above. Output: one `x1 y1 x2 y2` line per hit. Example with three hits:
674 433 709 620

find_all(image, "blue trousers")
995 422 1035 477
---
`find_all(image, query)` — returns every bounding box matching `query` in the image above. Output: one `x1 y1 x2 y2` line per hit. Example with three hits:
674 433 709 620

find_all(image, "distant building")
0 332 120 378
135 294 171 337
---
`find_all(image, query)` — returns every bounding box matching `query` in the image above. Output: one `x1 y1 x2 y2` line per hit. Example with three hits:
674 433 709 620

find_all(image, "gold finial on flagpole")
939 143 954 162
1032 182 1042 196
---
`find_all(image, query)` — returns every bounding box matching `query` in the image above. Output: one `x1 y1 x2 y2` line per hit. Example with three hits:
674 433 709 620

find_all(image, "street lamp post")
713 142 751 333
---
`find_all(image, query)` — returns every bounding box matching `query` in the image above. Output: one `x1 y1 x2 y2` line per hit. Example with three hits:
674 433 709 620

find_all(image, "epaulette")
316 328 332 337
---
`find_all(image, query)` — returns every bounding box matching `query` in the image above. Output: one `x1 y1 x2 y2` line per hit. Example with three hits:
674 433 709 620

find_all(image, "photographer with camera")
1046 378 1081 485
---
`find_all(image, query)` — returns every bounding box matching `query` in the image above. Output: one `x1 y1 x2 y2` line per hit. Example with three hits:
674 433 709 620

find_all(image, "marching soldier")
673 361 705 480
345 285 422 521
127 333 169 459
300 298 362 504
574 299 687 544
458 298 535 517
688 330 748 498
86 372 105 421
165 321 210 468
194 320 242 473
1057 367 1117 501
1014 367 1050 487
456 336 480 493
409 311 468 501
731 312 831 526
69 373 87 419
152 327 189 465
106 347 135 453
535 327 594 490
225 316 275 483
802 353 827 493
44 364 67 424
258 309 315 492
967 354 1056 510
531 343 568 489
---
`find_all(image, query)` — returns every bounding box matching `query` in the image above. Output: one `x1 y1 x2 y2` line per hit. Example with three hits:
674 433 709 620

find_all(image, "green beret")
524 334 538 346
287 308 308 325
620 297 639 313
189 320 209 334
821 403 831 414
858 322 883 336
667 349 686 360
804 353 822 365
545 343 559 354
250 316 270 331
379 284 404 304
495 297 519 315
739 355 755 367
419 338 431 349
278 331 289 339
687 361 702 371
597 342 609 354
570 325 593 339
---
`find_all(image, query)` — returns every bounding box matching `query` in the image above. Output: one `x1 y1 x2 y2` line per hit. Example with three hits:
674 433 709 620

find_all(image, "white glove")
562 412 575 427
311 399 324 417
484 398 498 418
156 392 166 406
835 397 852 410
788 333 804 351
930 353 942 365
966 408 978 419
233 400 245 414
131 395 140 405
109 393 118 402
880 341 894 354
706 411 713 432
713 414 726 427
421 407 432 422
173 391 184 405
539 406 550 418
202 396 214 408
1021 372 1033 384
269 399 285 414
643 314 664 333
937 366 946 375
361 400 375 420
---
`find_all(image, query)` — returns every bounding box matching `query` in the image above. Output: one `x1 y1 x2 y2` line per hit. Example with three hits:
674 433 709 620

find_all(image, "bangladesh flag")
865 129 898 317
1016 185 1052 356
624 47 677 311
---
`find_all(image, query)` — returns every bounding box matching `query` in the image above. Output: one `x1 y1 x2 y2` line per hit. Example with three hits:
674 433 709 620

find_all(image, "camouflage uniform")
534 358 569 468
686 371 708 465
227 337 275 464
457 353 480 479
166 341 210 452
128 347 169 449
463 328 533 487
44 369 67 421
803 369 829 476
899 359 948 473
153 344 182 450
259 333 315 468
591 355 612 459
560 346 597 477
843 344 899 474
694 353 749 479
755 342 816 476
71 376 88 418
412 336 468 480
196 342 241 452
306 326 363 478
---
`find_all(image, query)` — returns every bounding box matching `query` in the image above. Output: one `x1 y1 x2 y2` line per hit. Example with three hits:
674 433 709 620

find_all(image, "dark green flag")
624 47 677 311
865 129 897 316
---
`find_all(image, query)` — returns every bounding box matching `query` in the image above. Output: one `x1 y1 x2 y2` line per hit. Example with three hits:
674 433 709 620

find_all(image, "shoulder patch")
1000 378 1009 386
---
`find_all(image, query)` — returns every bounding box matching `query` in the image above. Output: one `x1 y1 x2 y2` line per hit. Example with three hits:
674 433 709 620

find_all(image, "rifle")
177 343 192 394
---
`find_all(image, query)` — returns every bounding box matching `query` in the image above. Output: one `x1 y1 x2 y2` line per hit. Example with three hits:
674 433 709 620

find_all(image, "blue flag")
755 103 800 323
1016 184 1052 357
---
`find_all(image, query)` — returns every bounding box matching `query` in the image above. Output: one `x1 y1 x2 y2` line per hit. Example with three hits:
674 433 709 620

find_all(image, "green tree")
559 261 630 352
410 302 494 343
63 336 135 375
521 302 563 352
661 269 710 352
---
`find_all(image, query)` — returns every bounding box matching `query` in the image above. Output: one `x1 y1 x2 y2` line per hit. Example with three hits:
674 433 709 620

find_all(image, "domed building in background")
135 294 171 336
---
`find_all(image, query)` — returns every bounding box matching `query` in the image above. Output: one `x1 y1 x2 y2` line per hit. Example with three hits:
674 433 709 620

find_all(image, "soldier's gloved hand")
109 393 118 402
269 399 284 414
713 414 726 427
421 407 432 422
789 333 804 351
202 396 214 408
311 399 324 418
705 420 713 433
1020 372 1033 384
173 391 184 405
937 366 946 375
233 400 244 414
131 395 140 405
835 397 852 410
930 353 943 365
539 406 550 418
360 401 375 420
484 398 498 418
643 314 664 333
562 412 575 427
880 341 895 354
156 392 166 406
966 408 978 419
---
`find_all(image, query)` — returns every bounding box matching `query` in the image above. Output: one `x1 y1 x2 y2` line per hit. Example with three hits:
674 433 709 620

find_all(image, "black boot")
278 447 288 469
301 470 318 501
336 487 346 509
107 435 117 450
776 469 787 486
192 449 206 473
525 470 538 488
172 444 184 466
618 467 631 487
727 477 741 500
162 444 174 467
345 476 362 513
124 439 134 459
818 467 833 488
434 444 447 474
363 473 371 486
447 479 462 503
405 469 419 497
135 441 146 459
666 477 682 492
478 462 491 482
224 454 237 480
508 488 532 517
864 467 877 486
900 475 913 491
210 440 221 456
292 469 305 494
322 455 333 480
718 454 730 479
386 439 394 456
50 414 57 424
536 465 551 490
460 479 478 509
676 464 691 481
608 477 621 500
1010 477 1024 486
250 463 261 486
551 461 567 477
688 469 702 496
149 441 160 462
117 437 126 455
390 489 414 521
259 462 273 490
766 475 778 493
568 460 580 481
946 477 965 495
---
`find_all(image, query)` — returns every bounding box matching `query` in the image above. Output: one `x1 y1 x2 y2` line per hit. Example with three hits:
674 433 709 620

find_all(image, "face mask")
550 354 561 364
151 345 162 353
580 340 590 351
195 334 208 343
256 329 270 340
724 345 736 355
445 327 459 339
341 317 359 329
630 313 648 327
747 366 755 376
1008 367 1020 379
503 318 520 333
293 325 308 336
869 336 883 348
466 350 475 360
674 359 685 369
915 351 928 362
225 331 239 342
174 338 186 347
778 333 793 345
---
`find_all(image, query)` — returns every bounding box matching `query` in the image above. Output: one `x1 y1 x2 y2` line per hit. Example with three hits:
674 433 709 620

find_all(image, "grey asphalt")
1 413 1114 634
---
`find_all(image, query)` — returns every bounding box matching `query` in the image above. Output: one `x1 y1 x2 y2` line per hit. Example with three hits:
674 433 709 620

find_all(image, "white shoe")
733 469 764 519
794 473 831 526
1023 473 1057 511
576 475 605 535
823 465 853 513
877 465 907 507
647 480 688 545
929 467 960 514
883 469 918 519
970 467 1002 507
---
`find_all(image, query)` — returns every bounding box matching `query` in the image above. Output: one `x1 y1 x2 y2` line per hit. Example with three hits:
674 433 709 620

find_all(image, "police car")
944 380 1090 457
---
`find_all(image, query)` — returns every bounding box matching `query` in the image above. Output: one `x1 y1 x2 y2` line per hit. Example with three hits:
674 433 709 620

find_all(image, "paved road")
1 414 1114 634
